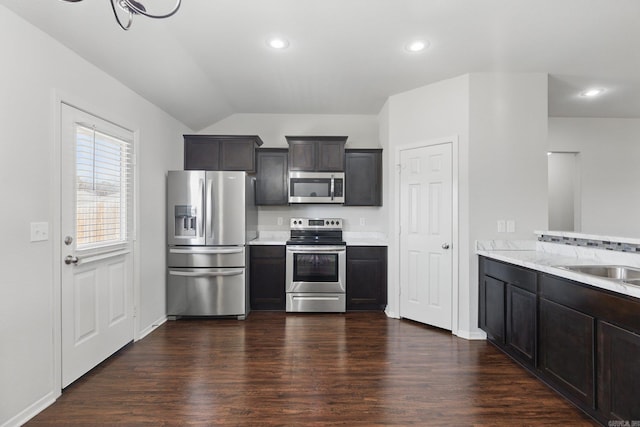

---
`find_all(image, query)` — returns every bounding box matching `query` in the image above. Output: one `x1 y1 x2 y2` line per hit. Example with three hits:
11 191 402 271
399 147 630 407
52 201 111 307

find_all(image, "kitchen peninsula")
477 231 640 424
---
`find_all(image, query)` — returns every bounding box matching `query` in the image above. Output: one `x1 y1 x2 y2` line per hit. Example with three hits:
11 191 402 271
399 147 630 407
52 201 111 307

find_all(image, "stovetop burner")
287 217 344 246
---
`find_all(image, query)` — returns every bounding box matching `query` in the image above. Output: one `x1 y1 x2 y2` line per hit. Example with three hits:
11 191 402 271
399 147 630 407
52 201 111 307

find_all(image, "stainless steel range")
286 218 346 313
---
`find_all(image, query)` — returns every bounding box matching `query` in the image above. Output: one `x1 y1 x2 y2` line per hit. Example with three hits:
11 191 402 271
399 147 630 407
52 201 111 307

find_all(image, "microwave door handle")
330 177 335 201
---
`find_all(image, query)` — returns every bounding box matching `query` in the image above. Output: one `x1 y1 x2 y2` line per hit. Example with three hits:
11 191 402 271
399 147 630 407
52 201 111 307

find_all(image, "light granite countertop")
476 240 640 300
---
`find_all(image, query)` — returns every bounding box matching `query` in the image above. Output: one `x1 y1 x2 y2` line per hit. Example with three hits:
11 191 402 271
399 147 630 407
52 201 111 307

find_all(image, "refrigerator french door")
166 170 256 318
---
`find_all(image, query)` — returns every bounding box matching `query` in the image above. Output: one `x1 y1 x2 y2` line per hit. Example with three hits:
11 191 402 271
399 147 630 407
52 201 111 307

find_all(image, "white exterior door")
60 103 134 388
399 142 453 330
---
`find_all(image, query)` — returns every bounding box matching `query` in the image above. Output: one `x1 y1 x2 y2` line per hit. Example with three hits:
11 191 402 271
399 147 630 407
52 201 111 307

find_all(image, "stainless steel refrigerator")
166 170 257 319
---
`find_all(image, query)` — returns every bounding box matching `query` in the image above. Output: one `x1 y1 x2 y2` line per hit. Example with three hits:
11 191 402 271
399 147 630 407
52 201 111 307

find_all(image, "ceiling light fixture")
580 88 605 98
405 40 428 53
267 38 289 50
61 0 181 31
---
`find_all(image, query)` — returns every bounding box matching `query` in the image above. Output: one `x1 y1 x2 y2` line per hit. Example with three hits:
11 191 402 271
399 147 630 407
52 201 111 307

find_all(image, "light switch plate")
497 220 506 233
360 218 366 226
506 220 516 233
31 222 49 242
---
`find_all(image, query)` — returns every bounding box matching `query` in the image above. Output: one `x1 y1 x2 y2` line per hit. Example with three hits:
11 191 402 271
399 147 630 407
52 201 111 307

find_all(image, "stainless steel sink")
558 265 640 282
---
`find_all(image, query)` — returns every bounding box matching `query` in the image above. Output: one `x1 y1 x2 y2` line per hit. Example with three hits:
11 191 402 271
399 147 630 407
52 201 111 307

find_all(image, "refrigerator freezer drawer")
286 293 346 313
167 246 245 268
167 268 246 316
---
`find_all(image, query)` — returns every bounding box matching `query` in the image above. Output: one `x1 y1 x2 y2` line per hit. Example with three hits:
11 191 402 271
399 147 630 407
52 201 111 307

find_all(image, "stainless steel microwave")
288 171 345 204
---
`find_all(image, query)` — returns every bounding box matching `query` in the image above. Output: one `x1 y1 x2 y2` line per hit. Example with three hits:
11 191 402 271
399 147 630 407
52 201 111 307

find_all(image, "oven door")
286 245 346 293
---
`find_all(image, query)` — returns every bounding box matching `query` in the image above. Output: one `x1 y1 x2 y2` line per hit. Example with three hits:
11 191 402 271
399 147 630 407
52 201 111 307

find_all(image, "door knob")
442 243 450 250
64 255 79 265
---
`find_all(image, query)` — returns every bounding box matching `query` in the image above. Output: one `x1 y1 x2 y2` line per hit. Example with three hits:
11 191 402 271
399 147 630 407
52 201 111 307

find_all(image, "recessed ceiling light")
267 37 289 50
580 88 605 97
405 40 429 53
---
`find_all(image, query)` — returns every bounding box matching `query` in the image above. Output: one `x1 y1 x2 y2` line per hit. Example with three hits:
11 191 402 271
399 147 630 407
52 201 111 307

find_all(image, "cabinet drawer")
168 246 245 268
250 245 285 259
484 259 536 293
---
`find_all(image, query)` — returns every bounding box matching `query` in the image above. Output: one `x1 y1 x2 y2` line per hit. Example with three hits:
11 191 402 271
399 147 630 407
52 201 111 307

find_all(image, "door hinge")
133 306 137 317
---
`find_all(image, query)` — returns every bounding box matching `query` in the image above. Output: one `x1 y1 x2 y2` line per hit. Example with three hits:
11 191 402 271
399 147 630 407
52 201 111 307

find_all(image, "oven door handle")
286 245 346 252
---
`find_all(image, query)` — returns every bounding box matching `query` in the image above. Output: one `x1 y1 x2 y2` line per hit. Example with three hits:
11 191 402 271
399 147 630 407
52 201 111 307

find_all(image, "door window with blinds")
74 124 133 250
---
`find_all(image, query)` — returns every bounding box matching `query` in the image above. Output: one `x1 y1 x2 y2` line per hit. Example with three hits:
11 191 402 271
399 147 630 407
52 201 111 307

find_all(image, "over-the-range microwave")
288 171 344 204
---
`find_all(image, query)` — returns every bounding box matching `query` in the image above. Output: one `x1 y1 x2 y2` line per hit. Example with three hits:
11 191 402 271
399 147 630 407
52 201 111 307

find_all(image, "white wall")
384 75 470 322
548 117 640 237
199 114 387 233
467 73 548 336
383 73 548 338
548 152 579 231
0 7 186 426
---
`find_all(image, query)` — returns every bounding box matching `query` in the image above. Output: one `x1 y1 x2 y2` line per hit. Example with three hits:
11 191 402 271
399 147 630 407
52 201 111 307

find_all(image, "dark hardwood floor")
27 312 597 426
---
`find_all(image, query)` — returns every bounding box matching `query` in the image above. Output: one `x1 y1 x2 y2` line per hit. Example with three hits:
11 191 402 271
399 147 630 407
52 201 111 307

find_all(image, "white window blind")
75 124 133 249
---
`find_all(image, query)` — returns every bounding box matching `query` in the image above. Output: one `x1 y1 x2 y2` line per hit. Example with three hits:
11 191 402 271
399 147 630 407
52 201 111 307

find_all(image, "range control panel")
290 218 343 230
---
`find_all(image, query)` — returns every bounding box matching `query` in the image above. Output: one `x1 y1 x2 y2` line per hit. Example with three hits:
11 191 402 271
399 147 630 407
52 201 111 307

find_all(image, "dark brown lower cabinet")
479 256 640 425
539 298 595 408
346 246 387 311
479 276 505 343
598 321 640 421
249 245 286 310
505 284 536 365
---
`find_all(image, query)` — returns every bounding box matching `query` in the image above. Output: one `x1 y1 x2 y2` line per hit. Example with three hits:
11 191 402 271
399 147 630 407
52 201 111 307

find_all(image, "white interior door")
60 103 134 388
399 142 453 330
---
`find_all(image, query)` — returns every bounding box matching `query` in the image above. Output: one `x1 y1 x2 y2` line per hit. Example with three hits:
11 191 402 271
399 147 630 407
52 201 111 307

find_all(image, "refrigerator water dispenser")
174 205 197 237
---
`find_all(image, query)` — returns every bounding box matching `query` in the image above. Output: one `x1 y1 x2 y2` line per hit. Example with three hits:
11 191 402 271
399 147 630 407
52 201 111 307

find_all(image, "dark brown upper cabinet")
344 149 382 206
286 136 347 172
184 135 264 172
255 148 288 206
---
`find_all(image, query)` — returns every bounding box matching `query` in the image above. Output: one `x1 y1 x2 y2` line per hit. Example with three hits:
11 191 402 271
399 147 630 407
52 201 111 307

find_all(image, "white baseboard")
384 308 400 319
455 329 487 340
136 315 167 341
1 390 57 427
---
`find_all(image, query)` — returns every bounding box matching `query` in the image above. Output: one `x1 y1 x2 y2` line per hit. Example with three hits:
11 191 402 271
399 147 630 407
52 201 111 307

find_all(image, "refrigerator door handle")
206 177 215 241
199 178 205 238
168 269 244 277
169 247 244 255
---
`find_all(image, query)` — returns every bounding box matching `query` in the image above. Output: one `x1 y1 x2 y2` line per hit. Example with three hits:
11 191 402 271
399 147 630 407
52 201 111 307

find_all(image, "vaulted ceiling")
2 0 639 130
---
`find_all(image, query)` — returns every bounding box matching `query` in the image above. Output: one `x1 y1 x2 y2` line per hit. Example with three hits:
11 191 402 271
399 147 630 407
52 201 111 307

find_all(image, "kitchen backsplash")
537 232 640 253
257 205 386 232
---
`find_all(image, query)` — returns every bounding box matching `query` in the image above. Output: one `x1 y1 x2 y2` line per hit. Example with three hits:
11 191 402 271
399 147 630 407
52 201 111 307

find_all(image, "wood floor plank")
27 312 598 426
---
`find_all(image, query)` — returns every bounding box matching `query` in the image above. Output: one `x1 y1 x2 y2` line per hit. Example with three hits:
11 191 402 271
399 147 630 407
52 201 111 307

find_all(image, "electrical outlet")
30 222 49 242
506 220 516 233
277 217 283 226
359 218 366 226
497 220 506 233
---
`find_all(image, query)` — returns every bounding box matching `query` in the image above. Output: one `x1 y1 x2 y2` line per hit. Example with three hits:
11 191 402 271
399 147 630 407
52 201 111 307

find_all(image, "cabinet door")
256 149 288 205
479 276 505 344
220 139 256 172
346 246 387 311
317 141 345 171
344 149 382 206
539 298 595 408
598 321 640 421
288 140 316 171
249 246 286 310
506 284 536 366
184 137 220 170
